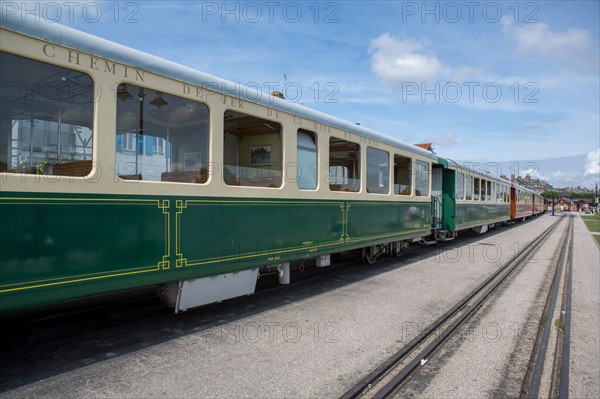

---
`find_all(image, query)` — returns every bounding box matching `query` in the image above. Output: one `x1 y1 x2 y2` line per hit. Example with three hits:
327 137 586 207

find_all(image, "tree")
541 190 560 199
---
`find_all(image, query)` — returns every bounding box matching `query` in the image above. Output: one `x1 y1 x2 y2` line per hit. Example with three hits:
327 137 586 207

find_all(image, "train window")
329 137 360 192
496 183 501 202
465 175 473 200
394 154 412 195
415 160 429 196
0 52 94 176
116 84 209 183
487 181 492 201
297 129 317 190
456 172 465 200
480 179 487 201
367 147 389 194
474 178 480 200
223 110 282 187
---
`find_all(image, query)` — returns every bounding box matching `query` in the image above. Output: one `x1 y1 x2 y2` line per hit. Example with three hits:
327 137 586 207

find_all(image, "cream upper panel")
1 28 432 201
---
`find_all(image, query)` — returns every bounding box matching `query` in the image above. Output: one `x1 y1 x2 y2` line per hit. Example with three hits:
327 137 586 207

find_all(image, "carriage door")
431 166 443 231
441 168 456 232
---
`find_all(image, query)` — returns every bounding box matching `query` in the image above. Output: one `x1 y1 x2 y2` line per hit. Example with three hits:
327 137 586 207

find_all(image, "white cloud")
501 17 599 73
369 33 442 85
584 148 600 179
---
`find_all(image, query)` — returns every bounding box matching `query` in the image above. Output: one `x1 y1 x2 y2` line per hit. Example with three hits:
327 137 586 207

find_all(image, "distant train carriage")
511 183 536 220
533 192 545 215
450 165 511 234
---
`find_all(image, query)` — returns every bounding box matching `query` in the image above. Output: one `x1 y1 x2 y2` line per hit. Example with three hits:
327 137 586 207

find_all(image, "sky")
5 0 599 189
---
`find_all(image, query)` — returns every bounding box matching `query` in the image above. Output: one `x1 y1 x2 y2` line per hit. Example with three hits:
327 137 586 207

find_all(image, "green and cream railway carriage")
0 14 543 313
0 15 441 313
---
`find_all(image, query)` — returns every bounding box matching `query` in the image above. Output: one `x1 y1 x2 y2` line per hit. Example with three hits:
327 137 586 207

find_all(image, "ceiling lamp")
150 91 168 108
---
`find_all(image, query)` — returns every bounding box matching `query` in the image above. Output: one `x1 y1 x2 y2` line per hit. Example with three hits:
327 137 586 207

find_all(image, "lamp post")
595 184 598 214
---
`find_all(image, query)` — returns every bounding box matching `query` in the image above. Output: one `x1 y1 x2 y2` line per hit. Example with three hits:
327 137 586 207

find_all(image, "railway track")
522 214 574 398
340 215 572 399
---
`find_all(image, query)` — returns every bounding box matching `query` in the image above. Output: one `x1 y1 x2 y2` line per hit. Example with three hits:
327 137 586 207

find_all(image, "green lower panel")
0 194 169 311
346 202 431 246
0 193 430 312
455 203 510 230
176 199 344 271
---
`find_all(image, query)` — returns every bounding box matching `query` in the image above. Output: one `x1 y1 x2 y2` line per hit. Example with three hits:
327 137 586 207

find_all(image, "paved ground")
570 215 600 399
1 214 598 398
399 214 568 398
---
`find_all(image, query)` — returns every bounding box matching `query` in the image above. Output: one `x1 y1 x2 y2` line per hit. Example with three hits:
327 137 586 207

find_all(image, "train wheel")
394 241 408 257
361 246 378 264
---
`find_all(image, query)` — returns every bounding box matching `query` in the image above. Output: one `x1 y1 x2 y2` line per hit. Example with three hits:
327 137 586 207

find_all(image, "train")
0 14 545 313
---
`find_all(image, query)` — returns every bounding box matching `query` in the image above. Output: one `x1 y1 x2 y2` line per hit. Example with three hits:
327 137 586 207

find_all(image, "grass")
555 319 565 332
581 214 600 233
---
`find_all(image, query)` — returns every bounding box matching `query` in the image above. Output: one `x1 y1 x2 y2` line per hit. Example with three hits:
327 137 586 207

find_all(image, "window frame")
115 83 210 183
296 129 318 191
0 51 95 177
393 154 413 196
456 172 465 200
366 146 390 195
328 136 361 193
415 159 430 197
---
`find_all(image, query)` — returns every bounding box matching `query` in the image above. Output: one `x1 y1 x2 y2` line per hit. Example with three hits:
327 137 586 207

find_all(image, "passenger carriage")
448 165 512 235
511 183 536 220
0 13 546 314
1 14 437 312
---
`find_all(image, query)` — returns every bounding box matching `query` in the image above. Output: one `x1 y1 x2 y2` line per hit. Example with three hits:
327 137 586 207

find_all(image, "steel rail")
340 215 566 399
525 215 573 398
558 217 574 397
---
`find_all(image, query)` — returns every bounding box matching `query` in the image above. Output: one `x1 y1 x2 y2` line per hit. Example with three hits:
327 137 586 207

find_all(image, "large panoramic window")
223 110 282 187
116 83 209 183
297 129 317 190
415 160 429 197
366 147 389 194
329 137 360 192
394 154 412 195
0 51 94 176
